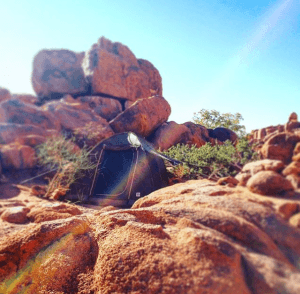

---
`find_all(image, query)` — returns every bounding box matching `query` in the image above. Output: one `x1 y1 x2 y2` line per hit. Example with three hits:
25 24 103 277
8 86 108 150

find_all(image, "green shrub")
163 138 258 180
35 135 96 197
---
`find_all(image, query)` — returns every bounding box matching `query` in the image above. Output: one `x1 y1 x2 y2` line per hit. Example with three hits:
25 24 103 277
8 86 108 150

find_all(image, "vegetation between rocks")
35 135 96 198
163 138 258 180
164 109 258 180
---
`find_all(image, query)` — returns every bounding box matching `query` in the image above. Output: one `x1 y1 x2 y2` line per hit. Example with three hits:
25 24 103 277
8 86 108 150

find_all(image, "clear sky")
1 0 300 133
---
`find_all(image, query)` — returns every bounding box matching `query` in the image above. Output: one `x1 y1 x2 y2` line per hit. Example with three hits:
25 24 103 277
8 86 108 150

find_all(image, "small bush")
163 138 258 180
35 135 96 198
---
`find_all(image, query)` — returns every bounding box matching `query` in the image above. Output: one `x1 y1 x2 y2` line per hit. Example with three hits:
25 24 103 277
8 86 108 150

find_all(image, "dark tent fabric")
68 132 180 207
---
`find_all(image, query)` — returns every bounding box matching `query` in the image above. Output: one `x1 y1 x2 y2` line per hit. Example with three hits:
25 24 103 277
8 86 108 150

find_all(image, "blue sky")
1 0 300 133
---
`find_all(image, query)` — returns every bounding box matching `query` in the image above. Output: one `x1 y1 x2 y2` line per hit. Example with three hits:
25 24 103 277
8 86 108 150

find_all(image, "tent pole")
89 145 106 197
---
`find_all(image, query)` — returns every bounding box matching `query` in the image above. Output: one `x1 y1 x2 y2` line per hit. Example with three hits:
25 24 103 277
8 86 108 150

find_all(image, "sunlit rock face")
32 49 88 100
1 178 300 293
109 96 171 137
82 36 162 101
147 121 191 151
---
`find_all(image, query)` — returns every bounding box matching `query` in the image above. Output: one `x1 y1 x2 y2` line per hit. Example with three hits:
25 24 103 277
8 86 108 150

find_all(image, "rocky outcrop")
0 99 60 131
148 121 191 150
42 97 112 132
250 112 300 144
77 95 122 121
0 123 54 145
82 37 162 101
183 121 210 147
235 125 300 195
12 94 38 105
260 132 300 163
0 36 238 174
208 127 238 143
32 49 87 100
247 171 294 196
0 143 36 170
1 179 300 293
109 96 171 137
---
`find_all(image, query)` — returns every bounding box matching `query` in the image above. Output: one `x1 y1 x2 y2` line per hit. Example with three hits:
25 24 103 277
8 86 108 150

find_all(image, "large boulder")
78 96 122 121
246 171 294 196
241 159 285 176
208 127 238 143
260 132 300 163
109 96 171 137
147 121 191 151
0 99 60 131
235 159 285 186
183 122 210 147
32 49 87 100
82 36 162 101
0 143 36 169
42 98 113 133
1 206 30 224
0 123 54 145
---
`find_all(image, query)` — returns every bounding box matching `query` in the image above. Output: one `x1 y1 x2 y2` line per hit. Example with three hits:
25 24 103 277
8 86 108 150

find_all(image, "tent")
68 132 180 207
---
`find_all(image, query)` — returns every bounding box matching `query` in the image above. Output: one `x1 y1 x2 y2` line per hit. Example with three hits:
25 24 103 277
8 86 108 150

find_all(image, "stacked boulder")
234 112 300 197
0 36 237 172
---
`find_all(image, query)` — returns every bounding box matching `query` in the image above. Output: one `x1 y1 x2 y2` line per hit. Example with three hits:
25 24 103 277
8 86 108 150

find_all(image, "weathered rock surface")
250 112 300 145
1 206 30 224
32 49 87 99
247 170 294 196
42 98 114 133
0 99 60 131
235 159 285 187
148 121 191 150
0 143 36 169
282 161 300 177
0 87 11 102
183 121 210 147
242 159 285 175
260 132 300 163
0 123 50 145
83 36 162 100
78 95 122 121
290 213 300 228
109 96 171 137
12 94 38 105
1 179 300 293
208 127 238 143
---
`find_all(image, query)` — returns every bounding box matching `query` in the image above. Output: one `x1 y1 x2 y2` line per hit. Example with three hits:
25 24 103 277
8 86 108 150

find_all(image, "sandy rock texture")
1 179 300 293
77 95 122 122
0 99 60 131
148 121 191 151
109 96 171 137
83 37 162 101
32 49 87 99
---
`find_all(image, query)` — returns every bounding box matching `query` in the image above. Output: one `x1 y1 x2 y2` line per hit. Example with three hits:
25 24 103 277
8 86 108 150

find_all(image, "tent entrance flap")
92 148 136 198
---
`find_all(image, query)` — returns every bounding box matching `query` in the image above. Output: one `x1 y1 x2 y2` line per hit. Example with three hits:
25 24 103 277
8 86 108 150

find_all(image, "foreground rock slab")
1 180 300 293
